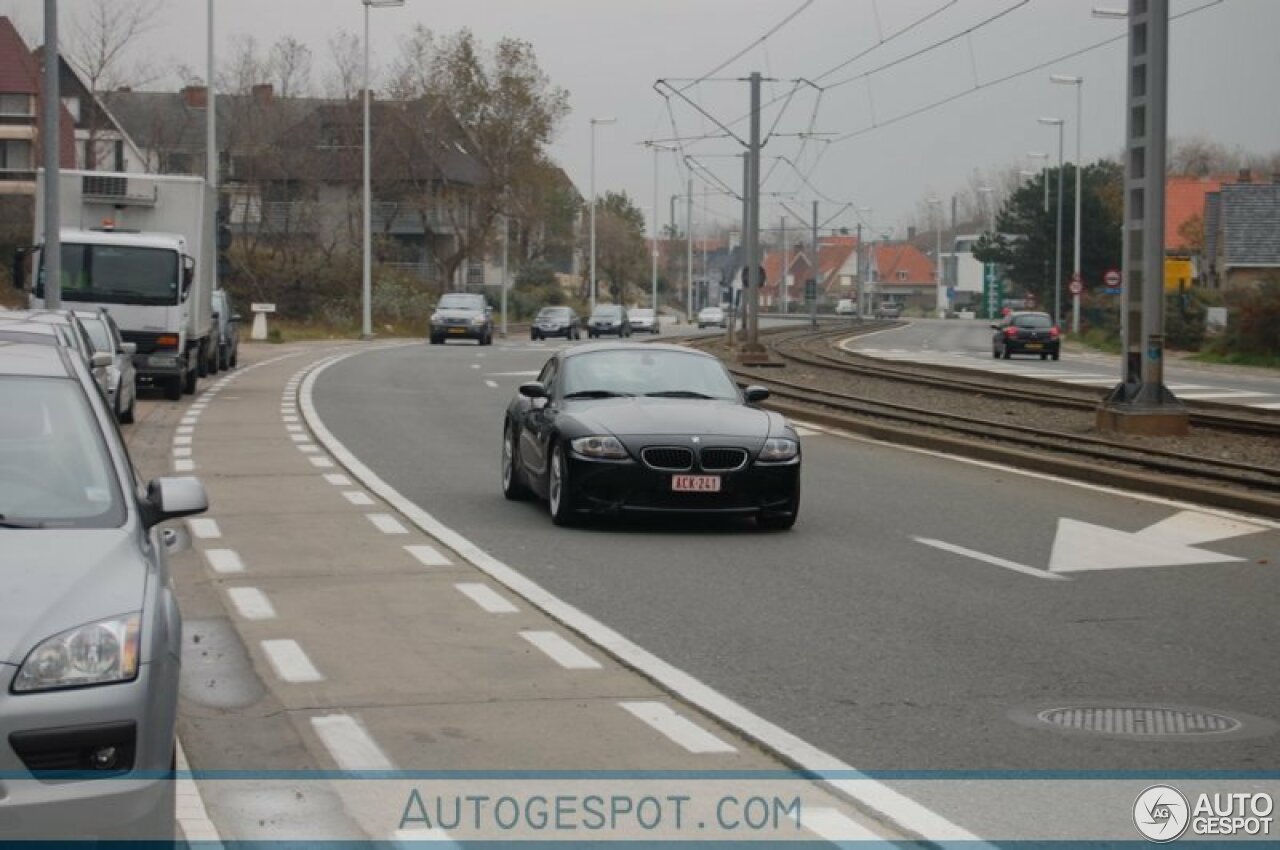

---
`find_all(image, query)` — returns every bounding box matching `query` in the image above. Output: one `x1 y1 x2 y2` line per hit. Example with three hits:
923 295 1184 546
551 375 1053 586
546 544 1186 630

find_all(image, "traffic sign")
740 265 767 287
1104 268 1121 288
1069 279 1083 296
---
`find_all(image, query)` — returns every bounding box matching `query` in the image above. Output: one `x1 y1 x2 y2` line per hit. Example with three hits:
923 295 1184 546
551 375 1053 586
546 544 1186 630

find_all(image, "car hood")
0 530 149 667
567 398 774 440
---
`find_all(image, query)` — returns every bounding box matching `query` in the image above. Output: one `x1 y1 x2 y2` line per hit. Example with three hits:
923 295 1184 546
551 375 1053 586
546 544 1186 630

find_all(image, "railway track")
688 323 1280 517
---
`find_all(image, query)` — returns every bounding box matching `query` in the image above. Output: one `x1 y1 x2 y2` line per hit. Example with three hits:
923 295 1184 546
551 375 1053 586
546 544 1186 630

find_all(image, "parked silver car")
77 309 139 424
0 309 111 399
0 340 208 841
211 288 241 371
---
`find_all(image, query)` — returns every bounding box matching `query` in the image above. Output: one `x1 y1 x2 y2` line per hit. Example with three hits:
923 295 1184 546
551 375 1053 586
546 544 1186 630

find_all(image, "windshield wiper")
563 390 635 399
645 390 716 399
0 514 45 529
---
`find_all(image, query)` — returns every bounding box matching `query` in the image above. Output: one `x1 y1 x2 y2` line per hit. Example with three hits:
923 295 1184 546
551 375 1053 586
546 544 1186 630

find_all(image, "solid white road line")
455 582 519 614
301 345 982 842
202 549 245 575
1175 391 1271 400
485 380 498 388
343 491 376 506
324 473 353 486
367 513 409 534
310 714 394 771
914 537 1070 582
227 587 277 620
796 807 884 842
261 639 324 683
521 630 602 670
619 702 737 754
1252 402 1280 410
310 456 335 468
188 518 221 539
174 741 222 843
174 459 195 473
404 544 451 567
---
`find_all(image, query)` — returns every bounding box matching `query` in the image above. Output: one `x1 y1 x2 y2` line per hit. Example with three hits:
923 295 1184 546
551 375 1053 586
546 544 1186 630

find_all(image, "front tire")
1001 348 1012 360
182 363 197 394
164 375 183 401
548 443 576 526
502 423 533 500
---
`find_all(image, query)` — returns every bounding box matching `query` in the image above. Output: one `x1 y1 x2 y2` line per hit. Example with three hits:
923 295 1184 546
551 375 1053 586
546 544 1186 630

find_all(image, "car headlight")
430 313 442 323
471 316 487 325
13 614 142 693
757 438 799 463
570 435 629 460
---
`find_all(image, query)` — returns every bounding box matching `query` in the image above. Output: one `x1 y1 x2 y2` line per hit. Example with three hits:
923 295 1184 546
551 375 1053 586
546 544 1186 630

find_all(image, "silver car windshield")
438 294 486 311
562 350 738 400
0 377 124 527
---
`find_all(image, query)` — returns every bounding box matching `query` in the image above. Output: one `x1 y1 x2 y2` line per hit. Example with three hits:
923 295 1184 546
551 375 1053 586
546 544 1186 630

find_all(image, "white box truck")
16 170 216 400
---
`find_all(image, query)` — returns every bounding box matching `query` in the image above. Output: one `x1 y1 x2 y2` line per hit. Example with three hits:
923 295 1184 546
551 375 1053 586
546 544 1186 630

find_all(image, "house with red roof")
0 17 75 197
759 234 861 311
864 242 937 312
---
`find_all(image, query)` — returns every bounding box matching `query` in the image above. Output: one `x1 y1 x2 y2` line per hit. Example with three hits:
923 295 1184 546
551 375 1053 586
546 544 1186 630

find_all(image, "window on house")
0 140 33 172
62 96 81 123
897 270 908 281
0 93 32 115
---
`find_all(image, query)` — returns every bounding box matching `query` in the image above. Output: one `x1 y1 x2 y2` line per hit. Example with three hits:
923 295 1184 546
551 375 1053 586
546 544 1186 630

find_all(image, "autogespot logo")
1134 785 1191 843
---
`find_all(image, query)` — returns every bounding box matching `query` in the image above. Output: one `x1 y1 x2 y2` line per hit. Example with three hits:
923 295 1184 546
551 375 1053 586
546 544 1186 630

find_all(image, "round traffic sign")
1069 280 1083 295
1104 268 1121 287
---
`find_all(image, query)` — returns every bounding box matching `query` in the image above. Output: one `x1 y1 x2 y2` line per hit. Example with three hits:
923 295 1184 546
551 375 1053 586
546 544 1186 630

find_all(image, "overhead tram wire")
826 0 1225 146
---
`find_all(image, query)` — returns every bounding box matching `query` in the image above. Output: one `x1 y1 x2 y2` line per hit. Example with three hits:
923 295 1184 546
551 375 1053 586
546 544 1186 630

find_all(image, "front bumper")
432 323 489 340
533 325 573 338
0 663 175 840
131 351 186 381
564 454 800 517
1006 339 1060 354
588 325 626 336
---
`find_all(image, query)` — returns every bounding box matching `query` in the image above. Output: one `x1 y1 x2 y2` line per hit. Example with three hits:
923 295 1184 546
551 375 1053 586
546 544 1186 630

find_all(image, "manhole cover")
1037 707 1241 736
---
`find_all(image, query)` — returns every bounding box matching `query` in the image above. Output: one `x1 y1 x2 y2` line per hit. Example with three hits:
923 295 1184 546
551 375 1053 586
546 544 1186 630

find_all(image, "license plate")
1025 342 1043 349
448 327 467 334
672 475 721 493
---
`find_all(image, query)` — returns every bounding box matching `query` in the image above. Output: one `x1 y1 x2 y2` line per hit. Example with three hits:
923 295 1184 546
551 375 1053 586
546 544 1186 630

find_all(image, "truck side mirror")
182 256 195 292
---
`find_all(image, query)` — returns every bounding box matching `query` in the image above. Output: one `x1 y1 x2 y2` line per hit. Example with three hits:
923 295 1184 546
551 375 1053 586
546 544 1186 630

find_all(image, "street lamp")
588 118 617 314
361 0 404 340
1039 116 1066 328
928 197 944 317
1051 74 1085 334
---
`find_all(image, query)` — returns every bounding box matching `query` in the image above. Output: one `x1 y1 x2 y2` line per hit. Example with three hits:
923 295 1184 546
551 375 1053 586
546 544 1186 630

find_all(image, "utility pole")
809 201 819 330
741 71 765 359
42 0 61 308
1098 0 1187 435
780 215 789 315
500 212 509 339
728 154 747 347
686 179 693 323
855 222 863 316
207 0 218 307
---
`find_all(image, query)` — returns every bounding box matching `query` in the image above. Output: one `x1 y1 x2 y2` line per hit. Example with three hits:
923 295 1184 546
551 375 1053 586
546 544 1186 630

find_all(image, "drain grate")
1037 706 1241 736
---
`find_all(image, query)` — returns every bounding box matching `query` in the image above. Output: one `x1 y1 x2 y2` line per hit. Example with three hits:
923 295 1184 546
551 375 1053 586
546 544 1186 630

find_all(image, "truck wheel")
230 345 238 368
197 344 209 378
183 365 197 395
165 376 183 401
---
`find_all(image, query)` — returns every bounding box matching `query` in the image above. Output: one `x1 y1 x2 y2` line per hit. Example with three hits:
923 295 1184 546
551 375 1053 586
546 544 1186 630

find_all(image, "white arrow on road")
1049 511 1266 573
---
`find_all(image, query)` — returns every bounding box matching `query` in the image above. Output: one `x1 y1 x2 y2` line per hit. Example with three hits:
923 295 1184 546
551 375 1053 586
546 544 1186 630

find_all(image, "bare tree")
325 30 362 100
269 37 313 98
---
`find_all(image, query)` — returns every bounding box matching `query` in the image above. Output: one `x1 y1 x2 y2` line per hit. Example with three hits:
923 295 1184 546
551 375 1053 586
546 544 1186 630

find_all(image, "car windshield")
80 317 112 352
1014 314 1053 329
0 377 124 527
537 307 570 319
592 307 621 318
438 294 486 311
561 349 738 400
40 244 181 306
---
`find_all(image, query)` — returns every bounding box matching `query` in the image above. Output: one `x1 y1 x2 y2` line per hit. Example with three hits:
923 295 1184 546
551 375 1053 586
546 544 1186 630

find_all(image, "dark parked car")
211 288 241 370
501 343 801 530
531 306 580 341
586 304 631 338
0 337 208 841
429 292 493 345
993 311 1061 360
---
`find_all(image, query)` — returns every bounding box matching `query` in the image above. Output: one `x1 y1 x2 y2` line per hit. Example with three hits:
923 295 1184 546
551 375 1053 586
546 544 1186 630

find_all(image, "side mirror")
182 256 195 292
121 342 137 356
518 381 548 399
91 351 113 369
990 324 1001 330
744 385 770 403
140 476 209 529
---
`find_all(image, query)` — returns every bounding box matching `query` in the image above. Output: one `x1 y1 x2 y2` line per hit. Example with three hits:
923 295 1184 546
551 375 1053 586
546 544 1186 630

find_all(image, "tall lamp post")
1052 74 1085 334
361 0 404 340
928 197 943 317
589 117 616 314
1039 117 1066 327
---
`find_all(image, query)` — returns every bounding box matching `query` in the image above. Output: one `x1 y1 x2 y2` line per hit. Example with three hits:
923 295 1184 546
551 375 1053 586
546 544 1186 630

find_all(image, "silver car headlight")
471 316 487 325
430 313 442 323
13 613 142 693
757 438 799 463
570 435 628 460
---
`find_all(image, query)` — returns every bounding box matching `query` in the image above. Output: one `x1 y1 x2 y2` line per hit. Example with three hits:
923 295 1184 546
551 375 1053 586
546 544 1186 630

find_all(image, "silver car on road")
0 340 207 841
77 309 139 424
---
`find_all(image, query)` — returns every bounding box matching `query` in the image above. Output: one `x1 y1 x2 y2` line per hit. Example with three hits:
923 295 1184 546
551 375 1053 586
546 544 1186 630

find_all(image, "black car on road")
430 292 493 345
586 305 631 338
501 343 801 529
531 306 580 341
993 311 1060 360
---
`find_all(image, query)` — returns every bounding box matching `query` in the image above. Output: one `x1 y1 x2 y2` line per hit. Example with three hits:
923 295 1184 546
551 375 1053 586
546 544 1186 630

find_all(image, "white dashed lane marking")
310 457 335 468
261 639 324 683
404 544 450 567
343 491 376 506
310 714 393 771
227 587 277 620
366 513 409 535
619 702 736 754
202 549 245 574
520 631 602 670
455 583 519 614
174 459 195 473
188 518 221 539
323 473 353 486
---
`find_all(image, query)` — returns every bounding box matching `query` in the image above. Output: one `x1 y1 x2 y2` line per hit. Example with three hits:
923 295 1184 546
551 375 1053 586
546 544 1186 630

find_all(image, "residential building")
864 242 937 312
1204 174 1280 290
0 17 75 196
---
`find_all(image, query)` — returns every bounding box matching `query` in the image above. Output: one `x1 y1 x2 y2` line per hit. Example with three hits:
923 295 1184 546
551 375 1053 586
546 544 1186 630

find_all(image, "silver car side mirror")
121 342 137 356
91 351 113 369
141 476 209 528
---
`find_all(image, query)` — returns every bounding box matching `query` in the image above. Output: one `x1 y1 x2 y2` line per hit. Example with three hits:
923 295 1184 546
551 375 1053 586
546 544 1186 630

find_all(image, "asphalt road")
311 333 1280 778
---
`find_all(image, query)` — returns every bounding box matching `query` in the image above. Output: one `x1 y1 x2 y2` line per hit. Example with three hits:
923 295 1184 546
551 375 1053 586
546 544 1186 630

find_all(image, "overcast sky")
7 0 1278 237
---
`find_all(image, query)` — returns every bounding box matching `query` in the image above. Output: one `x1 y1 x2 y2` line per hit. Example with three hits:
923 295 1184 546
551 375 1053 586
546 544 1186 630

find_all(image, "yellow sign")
1164 257 1194 292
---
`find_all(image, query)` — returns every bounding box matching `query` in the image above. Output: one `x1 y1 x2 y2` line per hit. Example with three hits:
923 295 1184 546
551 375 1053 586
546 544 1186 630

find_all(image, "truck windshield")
39 244 181 306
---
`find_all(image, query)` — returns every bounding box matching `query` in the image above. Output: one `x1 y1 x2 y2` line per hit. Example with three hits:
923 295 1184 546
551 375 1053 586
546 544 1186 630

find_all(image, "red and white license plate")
672 475 721 493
